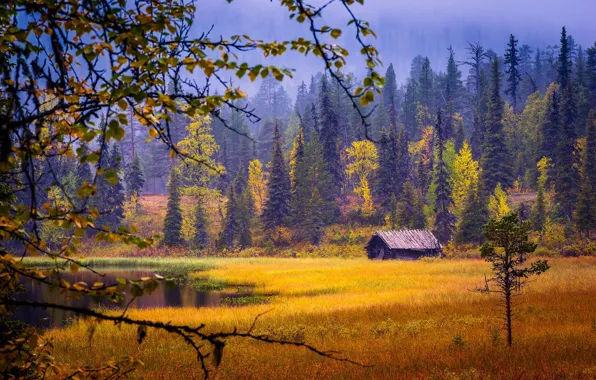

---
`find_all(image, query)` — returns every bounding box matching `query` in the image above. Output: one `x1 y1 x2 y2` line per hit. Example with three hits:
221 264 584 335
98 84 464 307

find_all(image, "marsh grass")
44 257 596 379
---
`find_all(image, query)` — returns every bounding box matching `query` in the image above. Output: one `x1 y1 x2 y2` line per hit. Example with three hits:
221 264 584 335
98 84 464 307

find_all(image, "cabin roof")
366 229 441 251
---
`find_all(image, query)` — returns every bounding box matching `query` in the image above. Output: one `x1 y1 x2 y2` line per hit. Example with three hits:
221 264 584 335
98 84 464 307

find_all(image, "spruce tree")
481 56 514 193
373 97 389 139
542 90 560 162
125 152 145 199
234 170 252 248
433 110 456 243
163 168 183 247
219 182 238 249
96 143 125 229
419 57 434 115
383 63 399 114
455 185 487 244
557 27 571 89
294 80 308 116
504 34 522 111
262 123 291 231
317 74 342 193
397 179 425 229
387 193 399 229
574 112 596 236
403 78 419 140
193 201 209 250
554 60 578 219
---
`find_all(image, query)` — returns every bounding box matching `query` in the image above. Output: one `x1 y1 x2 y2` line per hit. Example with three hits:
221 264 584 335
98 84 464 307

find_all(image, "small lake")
14 268 253 328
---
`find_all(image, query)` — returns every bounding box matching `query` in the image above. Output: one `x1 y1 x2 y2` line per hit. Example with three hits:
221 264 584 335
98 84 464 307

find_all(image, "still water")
14 269 250 328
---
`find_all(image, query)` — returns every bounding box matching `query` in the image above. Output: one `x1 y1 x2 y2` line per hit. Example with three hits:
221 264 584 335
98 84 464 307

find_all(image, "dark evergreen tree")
163 168 183 247
455 185 487 244
443 46 463 139
257 120 275 164
262 123 291 231
193 201 209 250
125 152 145 198
375 124 409 208
402 78 419 139
542 91 560 162
419 58 434 114
554 35 579 219
586 42 596 106
219 182 238 249
557 27 572 89
383 63 399 116
317 74 342 191
95 143 125 229
480 57 513 192
433 110 456 243
294 80 309 116
302 103 315 143
387 193 399 230
397 179 425 229
574 111 596 235
504 34 522 111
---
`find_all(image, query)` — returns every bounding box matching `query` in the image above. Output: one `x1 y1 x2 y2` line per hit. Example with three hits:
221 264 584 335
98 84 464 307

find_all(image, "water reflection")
14 269 250 328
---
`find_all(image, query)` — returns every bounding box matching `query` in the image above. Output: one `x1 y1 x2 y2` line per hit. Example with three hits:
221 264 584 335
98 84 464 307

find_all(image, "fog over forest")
201 0 595 98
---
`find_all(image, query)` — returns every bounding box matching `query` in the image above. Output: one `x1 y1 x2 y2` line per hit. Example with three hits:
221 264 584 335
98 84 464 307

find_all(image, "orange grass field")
46 257 596 379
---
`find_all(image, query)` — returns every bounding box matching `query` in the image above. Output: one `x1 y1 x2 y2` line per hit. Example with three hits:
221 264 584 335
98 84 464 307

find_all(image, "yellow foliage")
488 183 511 218
248 159 267 215
345 140 378 214
451 142 478 217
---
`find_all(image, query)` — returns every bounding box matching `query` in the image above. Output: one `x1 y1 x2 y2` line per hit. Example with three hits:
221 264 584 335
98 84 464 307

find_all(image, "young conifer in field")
480 211 550 346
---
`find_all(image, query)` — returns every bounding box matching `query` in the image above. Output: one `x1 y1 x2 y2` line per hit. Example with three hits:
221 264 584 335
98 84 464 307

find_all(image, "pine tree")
587 42 596 106
397 179 425 229
444 46 463 139
125 152 145 199
574 112 596 236
219 182 238 249
317 74 342 192
542 89 560 162
453 114 465 152
433 110 456 243
387 193 399 229
193 201 209 250
557 27 572 89
294 80 309 116
375 125 409 208
289 127 305 193
384 63 399 115
402 78 419 140
554 60 578 219
262 123 291 231
234 170 252 248
163 168 183 247
373 97 389 139
419 57 434 115
302 103 315 142
481 56 513 192
504 34 522 111
95 143 125 229
455 185 487 244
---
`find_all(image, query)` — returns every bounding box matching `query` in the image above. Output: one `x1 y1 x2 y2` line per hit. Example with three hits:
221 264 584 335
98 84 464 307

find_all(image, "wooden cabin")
365 230 442 260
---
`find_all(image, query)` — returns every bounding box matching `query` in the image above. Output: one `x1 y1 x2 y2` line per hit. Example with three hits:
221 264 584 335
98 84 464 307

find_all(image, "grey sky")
197 0 596 97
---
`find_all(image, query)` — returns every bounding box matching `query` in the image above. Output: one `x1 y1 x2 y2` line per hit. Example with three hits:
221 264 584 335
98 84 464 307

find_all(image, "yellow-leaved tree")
248 159 267 215
488 183 511 218
451 141 479 217
345 140 379 217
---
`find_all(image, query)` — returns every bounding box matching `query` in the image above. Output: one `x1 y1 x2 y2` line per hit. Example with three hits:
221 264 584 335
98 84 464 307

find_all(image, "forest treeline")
29 27 596 251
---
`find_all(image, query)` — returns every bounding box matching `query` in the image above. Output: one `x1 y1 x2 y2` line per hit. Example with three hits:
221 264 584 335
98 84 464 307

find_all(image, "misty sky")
198 0 596 97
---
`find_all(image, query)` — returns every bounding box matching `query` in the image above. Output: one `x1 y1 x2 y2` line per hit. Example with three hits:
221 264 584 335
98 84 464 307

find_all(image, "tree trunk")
505 285 513 346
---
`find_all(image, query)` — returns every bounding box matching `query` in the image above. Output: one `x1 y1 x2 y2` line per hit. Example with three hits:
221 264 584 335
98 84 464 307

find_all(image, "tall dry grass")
45 257 596 379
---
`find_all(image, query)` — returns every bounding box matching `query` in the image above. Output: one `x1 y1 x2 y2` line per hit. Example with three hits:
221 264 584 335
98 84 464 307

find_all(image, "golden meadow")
44 257 596 379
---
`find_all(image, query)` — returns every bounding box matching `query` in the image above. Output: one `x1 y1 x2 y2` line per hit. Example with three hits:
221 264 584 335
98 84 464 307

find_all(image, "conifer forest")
1 1 596 379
